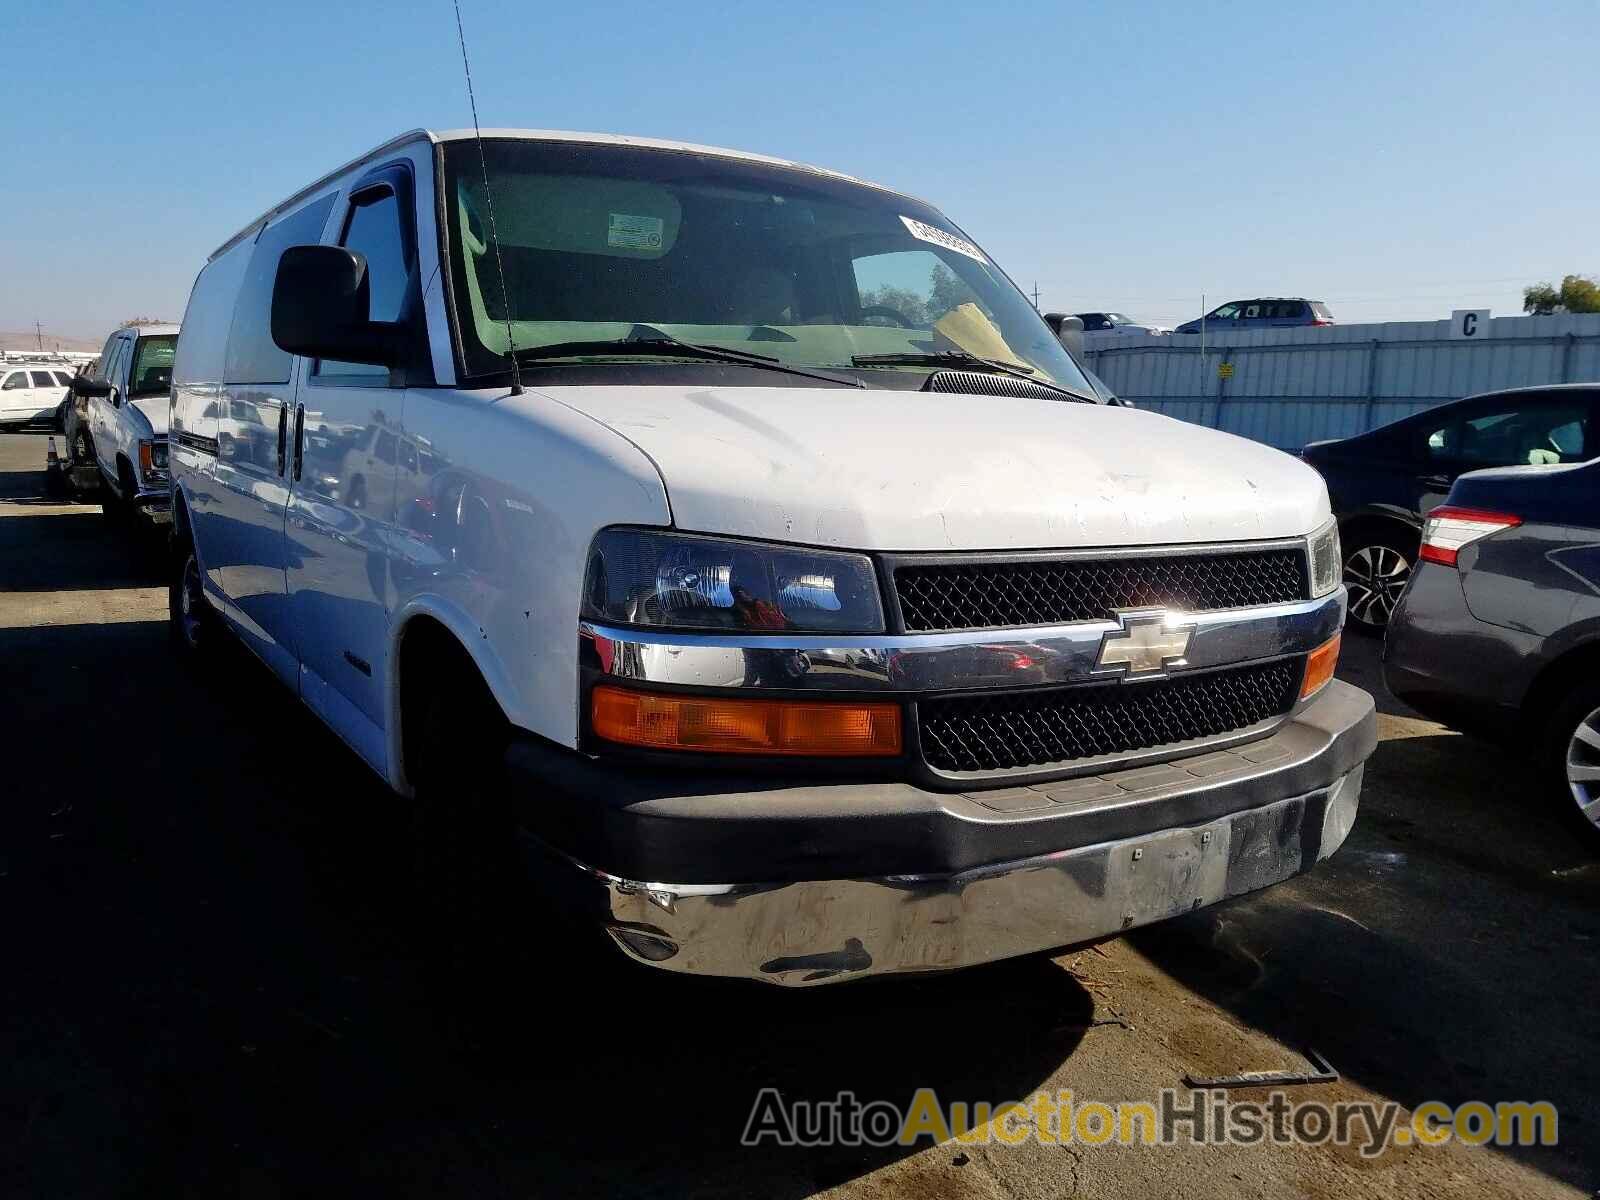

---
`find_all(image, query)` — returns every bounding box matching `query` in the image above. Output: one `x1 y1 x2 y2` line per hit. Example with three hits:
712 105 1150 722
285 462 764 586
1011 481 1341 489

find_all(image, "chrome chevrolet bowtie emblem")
1095 610 1195 679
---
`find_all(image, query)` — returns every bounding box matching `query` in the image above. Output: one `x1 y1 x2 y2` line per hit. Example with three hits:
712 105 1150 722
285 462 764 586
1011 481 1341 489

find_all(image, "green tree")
858 284 930 326
1522 275 1600 315
928 264 978 316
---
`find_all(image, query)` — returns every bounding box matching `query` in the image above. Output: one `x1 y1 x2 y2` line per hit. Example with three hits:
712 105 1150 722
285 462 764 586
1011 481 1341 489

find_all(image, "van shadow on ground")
1131 726 1600 1190
2 596 1093 1197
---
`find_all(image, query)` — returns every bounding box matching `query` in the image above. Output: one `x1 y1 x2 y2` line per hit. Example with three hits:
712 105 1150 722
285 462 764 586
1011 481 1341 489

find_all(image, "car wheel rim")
1343 545 1411 627
180 552 203 648
1565 707 1600 831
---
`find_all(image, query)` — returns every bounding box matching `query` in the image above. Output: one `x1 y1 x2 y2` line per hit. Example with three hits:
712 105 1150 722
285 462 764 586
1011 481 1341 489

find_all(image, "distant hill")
0 329 103 354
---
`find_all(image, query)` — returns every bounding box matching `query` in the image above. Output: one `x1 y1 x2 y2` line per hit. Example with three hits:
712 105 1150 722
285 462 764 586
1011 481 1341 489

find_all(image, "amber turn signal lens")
591 686 902 757
1300 633 1341 700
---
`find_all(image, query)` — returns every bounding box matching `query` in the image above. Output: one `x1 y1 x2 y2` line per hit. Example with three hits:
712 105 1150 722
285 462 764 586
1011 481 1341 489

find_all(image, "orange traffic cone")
45 436 65 497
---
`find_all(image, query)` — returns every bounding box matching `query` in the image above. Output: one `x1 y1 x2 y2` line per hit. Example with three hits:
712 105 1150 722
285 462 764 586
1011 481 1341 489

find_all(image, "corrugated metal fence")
1083 313 1600 449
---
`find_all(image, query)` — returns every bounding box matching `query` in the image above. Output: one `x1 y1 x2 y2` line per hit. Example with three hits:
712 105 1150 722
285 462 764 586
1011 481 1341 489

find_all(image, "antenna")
451 0 524 395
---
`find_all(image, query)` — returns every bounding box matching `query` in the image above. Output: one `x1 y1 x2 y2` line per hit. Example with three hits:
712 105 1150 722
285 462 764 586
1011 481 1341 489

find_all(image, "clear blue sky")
5 0 1597 342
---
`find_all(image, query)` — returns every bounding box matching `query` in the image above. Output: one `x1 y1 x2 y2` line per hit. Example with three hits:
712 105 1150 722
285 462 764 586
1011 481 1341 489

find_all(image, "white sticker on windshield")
608 212 665 250
900 216 987 263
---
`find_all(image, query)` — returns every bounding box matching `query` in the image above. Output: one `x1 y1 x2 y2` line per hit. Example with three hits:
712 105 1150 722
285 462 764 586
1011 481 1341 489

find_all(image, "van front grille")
917 659 1301 775
894 547 1308 633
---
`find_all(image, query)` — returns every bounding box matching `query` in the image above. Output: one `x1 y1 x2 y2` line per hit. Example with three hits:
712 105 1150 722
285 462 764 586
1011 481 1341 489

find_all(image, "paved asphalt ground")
2 429 1597 1199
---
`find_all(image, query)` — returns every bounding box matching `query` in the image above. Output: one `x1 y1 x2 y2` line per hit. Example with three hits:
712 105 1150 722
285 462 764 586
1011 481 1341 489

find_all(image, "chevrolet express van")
168 128 1374 986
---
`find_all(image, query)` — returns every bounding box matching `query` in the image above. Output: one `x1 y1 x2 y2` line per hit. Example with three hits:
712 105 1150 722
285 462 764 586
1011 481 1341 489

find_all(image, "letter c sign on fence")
1450 309 1491 339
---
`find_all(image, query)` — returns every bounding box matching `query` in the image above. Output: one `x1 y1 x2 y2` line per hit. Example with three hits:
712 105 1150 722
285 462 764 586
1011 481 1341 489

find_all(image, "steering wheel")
857 305 916 328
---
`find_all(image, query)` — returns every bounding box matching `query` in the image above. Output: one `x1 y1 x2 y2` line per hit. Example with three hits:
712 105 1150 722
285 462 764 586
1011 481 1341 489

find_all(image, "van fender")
387 593 533 794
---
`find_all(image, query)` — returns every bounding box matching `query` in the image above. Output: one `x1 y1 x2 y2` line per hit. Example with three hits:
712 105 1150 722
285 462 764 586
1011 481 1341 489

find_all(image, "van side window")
317 189 410 379
223 195 337 385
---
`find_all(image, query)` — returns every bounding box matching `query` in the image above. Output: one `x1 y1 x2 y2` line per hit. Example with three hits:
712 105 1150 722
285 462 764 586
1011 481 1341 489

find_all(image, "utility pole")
1030 282 1041 311
35 320 44 352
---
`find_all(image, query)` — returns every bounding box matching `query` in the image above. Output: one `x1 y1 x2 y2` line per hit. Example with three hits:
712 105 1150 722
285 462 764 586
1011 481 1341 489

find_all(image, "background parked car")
1073 311 1169 335
0 363 74 429
1385 457 1600 850
1302 384 1598 632
72 323 179 526
1173 298 1333 335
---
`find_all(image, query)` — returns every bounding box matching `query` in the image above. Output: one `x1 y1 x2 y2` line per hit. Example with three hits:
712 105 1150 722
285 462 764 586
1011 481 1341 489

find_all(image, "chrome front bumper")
548 765 1361 986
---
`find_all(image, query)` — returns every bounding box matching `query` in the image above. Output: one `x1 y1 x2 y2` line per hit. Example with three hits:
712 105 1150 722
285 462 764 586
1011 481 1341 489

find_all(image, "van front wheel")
407 649 529 1021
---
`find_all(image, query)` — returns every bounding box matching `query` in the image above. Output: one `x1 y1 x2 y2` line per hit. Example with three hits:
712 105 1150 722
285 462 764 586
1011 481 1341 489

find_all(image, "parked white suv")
168 128 1374 987
72 324 178 524
0 363 74 428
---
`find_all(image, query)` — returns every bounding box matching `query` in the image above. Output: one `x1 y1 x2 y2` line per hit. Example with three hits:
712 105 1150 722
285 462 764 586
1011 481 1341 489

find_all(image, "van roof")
210 128 916 260
121 322 181 338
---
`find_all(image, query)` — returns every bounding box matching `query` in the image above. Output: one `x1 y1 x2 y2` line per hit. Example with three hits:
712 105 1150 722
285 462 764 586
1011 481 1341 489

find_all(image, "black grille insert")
895 548 1307 632
918 659 1301 774
924 369 1070 401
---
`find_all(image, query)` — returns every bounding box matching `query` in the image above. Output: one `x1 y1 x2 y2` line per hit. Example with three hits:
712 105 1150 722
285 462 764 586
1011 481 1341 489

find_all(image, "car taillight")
1310 318 1333 326
1419 506 1521 567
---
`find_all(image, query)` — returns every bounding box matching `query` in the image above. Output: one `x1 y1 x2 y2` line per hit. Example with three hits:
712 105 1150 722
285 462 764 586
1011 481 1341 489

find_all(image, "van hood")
533 384 1331 551
127 396 169 437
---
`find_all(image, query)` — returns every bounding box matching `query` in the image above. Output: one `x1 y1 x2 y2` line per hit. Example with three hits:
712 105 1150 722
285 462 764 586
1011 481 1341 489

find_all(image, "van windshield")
440 139 1092 394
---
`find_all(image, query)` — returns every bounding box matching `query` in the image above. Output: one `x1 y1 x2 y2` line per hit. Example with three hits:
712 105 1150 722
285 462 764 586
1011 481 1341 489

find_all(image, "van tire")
1540 679 1600 854
168 531 218 663
407 648 530 1023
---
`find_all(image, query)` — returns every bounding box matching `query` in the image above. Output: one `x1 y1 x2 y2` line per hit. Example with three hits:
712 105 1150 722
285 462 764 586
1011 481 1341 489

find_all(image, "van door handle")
277 404 289 476
292 403 306 482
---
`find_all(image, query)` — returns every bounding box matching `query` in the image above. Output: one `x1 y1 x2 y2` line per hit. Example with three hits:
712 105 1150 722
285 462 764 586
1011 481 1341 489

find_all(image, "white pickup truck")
68 323 178 524
167 128 1374 987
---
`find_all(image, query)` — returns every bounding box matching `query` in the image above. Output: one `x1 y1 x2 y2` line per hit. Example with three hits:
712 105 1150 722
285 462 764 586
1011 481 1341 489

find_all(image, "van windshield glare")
440 139 1091 393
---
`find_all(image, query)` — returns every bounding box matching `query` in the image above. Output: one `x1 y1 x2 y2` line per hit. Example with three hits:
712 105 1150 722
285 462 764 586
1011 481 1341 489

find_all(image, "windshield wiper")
515 328 864 389
850 351 1095 403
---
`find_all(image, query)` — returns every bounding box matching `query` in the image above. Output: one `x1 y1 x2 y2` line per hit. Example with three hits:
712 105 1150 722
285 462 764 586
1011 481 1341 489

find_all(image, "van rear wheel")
168 532 217 662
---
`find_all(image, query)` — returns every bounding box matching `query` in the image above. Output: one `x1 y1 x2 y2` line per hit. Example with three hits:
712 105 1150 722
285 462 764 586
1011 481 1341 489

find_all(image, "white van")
168 128 1374 986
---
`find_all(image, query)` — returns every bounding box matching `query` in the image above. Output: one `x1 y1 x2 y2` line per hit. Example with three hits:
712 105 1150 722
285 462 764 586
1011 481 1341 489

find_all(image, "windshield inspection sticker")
900 216 987 263
608 212 665 250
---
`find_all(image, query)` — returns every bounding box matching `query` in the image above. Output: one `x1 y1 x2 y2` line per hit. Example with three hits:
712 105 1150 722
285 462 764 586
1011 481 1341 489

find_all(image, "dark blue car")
1301 384 1600 632
1386 455 1600 850
1173 297 1333 336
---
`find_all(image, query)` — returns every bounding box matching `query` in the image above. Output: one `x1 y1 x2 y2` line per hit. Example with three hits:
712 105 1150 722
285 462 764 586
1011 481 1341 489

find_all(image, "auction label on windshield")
900 216 987 263
608 212 665 250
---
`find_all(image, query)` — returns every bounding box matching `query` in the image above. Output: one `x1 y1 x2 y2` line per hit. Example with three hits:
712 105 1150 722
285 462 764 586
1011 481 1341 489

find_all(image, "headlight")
582 529 884 634
1308 519 1341 598
138 439 169 479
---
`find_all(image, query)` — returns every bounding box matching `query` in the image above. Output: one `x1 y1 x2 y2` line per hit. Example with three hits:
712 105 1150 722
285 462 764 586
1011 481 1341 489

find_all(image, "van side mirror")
270 245 405 367
73 376 112 398
1045 313 1085 359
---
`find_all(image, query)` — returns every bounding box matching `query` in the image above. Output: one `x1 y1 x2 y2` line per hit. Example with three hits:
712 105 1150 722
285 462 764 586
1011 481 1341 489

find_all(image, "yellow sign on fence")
1218 362 1234 379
